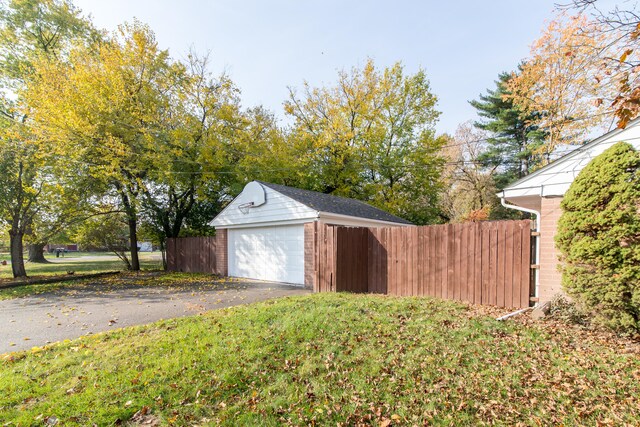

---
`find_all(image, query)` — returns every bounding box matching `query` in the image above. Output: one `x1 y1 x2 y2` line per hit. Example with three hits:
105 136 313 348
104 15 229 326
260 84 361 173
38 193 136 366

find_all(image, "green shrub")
555 141 640 333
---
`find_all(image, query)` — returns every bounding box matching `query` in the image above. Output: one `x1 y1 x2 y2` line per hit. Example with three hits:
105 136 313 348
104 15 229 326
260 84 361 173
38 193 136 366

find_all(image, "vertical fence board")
411 227 418 296
496 222 506 308
504 222 515 308
459 225 468 303
438 226 445 299
455 225 462 301
490 223 499 306
520 223 532 308
512 222 522 308
466 224 475 304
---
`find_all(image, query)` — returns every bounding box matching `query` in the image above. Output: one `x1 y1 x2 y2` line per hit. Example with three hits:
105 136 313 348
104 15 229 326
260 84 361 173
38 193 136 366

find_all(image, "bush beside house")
556 142 640 333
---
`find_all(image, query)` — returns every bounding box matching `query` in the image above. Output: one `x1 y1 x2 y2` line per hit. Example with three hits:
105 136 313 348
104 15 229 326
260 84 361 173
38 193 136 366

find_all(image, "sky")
73 0 564 135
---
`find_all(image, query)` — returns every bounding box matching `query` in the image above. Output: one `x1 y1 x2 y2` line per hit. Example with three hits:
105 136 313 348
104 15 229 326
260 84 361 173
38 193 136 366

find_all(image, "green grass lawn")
0 272 223 301
1 292 639 426
0 251 116 262
0 252 163 281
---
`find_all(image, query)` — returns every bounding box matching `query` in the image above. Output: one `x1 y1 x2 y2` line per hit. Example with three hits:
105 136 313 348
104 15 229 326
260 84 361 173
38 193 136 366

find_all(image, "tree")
75 214 132 269
138 52 240 268
26 21 182 271
0 0 95 277
284 59 446 224
0 0 97 92
555 142 640 333
568 1 640 128
221 106 304 190
24 179 92 263
470 71 546 188
440 123 499 222
506 13 615 157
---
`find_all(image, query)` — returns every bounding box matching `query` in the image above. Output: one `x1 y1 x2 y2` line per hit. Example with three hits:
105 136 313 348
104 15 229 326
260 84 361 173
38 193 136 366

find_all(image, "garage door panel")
228 225 305 285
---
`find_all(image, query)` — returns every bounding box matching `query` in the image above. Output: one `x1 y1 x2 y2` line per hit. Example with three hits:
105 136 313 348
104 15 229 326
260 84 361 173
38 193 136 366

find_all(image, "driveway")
0 277 310 353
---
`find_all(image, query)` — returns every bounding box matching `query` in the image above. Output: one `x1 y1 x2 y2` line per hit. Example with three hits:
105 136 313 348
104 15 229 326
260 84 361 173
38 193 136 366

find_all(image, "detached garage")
210 181 412 287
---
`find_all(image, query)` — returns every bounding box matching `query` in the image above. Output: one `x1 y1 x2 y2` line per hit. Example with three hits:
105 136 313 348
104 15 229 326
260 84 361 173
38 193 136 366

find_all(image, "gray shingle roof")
257 181 413 225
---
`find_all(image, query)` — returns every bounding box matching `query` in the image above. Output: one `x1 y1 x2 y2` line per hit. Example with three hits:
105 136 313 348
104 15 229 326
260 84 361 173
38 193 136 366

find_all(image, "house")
210 181 412 287
499 118 640 304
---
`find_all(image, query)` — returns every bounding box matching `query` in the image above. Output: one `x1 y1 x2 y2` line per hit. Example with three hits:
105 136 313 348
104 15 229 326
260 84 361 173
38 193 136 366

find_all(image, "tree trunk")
120 188 140 271
27 242 49 263
128 217 140 271
159 238 167 271
9 229 27 278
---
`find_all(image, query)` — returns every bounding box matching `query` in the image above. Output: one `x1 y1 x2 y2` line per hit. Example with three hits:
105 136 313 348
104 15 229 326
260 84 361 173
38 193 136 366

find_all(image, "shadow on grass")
0 257 163 281
0 272 306 306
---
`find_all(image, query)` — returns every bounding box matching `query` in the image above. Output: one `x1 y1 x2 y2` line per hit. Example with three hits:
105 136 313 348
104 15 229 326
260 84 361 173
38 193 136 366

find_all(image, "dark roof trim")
256 181 413 225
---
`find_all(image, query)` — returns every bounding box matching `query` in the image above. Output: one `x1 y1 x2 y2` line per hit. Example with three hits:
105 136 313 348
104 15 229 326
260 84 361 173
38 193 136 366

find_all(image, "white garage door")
228 225 305 285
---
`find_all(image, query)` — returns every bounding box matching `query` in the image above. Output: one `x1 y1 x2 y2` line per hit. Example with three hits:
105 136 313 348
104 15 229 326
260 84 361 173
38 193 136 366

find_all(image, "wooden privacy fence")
315 220 533 309
166 234 227 275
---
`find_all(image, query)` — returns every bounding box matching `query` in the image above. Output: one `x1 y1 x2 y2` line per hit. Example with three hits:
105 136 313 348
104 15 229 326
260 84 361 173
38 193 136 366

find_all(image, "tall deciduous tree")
222 106 302 190
0 0 95 277
507 13 615 157
28 23 249 270
470 71 546 188
440 123 499 223
74 213 132 269
569 1 640 128
26 21 178 271
139 52 240 267
285 59 446 224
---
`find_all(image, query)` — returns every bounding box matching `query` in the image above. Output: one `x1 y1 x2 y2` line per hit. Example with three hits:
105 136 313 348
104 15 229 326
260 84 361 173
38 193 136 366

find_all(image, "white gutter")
500 196 540 307
496 307 532 321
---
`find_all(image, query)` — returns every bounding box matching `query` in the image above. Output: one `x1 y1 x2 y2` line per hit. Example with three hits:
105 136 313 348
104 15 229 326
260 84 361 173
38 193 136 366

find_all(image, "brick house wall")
304 223 316 290
538 197 564 302
215 229 228 276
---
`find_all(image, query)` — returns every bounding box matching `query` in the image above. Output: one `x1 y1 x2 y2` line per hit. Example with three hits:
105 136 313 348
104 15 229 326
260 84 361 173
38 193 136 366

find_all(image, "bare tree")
440 123 498 222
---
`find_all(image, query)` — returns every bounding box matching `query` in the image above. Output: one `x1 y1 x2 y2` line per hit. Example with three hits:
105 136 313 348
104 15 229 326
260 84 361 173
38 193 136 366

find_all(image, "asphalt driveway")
0 276 309 353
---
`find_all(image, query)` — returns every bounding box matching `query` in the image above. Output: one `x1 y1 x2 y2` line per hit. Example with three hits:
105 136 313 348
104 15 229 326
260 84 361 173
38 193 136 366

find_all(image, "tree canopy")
0 0 96 277
470 71 546 188
568 1 640 128
506 14 614 153
285 60 446 224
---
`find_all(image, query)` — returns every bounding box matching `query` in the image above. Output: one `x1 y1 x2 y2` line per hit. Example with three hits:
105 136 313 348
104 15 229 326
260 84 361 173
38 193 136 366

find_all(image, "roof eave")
502 117 640 192
319 211 413 226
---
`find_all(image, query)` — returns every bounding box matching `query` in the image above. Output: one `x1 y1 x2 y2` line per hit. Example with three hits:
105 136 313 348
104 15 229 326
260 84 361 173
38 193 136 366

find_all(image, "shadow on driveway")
0 275 309 353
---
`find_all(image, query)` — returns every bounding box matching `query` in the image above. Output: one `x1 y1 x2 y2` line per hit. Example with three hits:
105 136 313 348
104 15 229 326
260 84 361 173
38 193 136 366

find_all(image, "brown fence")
314 220 533 309
166 232 227 275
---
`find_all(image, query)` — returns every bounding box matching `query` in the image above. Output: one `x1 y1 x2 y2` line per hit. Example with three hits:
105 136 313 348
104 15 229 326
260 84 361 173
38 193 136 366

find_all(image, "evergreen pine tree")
470 71 546 189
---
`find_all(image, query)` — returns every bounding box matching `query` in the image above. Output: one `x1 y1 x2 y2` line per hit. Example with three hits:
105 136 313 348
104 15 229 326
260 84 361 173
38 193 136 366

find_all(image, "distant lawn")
0 271 223 301
1 293 639 426
0 252 163 281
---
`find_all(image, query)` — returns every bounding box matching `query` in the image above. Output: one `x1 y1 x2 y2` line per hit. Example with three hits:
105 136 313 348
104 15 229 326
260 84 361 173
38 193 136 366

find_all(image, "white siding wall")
504 122 640 199
212 185 318 228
